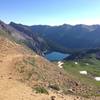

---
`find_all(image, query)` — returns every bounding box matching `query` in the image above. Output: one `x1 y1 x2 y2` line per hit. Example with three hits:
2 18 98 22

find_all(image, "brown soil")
0 36 99 100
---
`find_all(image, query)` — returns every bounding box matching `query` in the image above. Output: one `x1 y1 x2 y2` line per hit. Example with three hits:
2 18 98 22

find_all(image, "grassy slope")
63 54 100 96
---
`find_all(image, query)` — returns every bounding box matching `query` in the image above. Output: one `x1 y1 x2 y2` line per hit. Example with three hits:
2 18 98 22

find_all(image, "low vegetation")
33 86 49 94
15 57 35 81
63 53 100 96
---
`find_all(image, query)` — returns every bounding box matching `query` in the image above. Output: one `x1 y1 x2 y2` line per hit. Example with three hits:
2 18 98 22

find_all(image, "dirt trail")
0 54 23 77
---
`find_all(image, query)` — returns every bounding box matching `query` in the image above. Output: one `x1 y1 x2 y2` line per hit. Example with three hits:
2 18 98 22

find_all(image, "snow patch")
75 62 78 64
79 71 87 75
58 61 64 68
94 77 100 81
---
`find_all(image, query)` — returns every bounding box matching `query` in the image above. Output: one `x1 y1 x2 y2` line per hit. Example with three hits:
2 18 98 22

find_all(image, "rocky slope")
0 34 98 99
9 21 49 53
0 20 48 55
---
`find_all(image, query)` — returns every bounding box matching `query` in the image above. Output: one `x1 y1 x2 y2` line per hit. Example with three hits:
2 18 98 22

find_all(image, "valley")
46 51 100 97
0 20 100 100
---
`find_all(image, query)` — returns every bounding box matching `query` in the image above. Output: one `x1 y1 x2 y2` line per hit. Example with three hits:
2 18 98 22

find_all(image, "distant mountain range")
10 22 100 54
1 20 100 55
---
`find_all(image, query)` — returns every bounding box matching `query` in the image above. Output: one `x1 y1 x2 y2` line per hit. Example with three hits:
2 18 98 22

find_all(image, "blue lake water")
45 52 69 61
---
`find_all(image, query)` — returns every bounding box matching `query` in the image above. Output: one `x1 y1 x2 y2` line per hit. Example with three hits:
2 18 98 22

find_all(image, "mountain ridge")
0 20 49 55
10 22 100 54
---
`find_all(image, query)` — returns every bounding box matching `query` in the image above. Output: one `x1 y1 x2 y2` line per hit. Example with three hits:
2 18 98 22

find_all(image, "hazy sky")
0 0 100 25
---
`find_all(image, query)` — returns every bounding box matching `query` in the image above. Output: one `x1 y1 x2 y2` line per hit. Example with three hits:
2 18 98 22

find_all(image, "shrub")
34 86 49 94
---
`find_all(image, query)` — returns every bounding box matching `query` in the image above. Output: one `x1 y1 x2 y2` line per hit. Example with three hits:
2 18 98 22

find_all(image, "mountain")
10 22 100 54
9 22 49 54
0 20 48 55
30 24 100 53
0 27 92 100
0 20 100 99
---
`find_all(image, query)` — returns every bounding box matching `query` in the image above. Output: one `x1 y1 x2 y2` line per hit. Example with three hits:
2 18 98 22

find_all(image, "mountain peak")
10 21 16 25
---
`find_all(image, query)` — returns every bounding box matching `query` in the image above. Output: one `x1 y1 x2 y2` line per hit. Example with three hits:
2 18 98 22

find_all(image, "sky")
0 0 100 25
